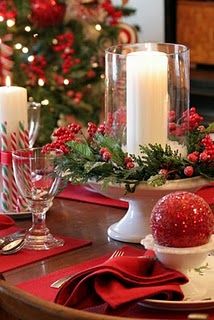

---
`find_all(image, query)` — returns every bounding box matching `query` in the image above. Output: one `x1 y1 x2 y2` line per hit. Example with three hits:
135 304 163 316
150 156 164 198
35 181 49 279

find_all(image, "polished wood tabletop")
2 197 213 320
3 197 131 285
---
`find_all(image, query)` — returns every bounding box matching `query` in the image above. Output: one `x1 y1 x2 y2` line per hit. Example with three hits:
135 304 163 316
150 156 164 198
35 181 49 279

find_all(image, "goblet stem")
24 200 64 250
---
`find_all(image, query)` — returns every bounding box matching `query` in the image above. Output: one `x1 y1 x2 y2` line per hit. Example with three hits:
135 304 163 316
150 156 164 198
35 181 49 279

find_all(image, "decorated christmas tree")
0 0 137 145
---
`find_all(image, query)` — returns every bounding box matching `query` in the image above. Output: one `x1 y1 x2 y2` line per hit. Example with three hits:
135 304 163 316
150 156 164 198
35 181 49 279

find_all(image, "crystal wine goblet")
12 147 64 250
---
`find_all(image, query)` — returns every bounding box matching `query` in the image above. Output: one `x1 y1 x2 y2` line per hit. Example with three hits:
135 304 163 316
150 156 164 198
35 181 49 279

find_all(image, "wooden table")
3 198 129 284
1 198 213 320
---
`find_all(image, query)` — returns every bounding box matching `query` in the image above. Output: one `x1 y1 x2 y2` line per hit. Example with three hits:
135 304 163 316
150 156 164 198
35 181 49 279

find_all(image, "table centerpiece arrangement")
43 43 214 243
43 107 214 243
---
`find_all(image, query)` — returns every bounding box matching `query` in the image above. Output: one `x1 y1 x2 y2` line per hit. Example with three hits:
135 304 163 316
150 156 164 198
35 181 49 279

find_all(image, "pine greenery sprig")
55 134 194 193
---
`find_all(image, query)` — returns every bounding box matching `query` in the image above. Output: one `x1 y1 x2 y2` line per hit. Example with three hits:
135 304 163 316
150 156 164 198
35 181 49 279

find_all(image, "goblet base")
24 232 64 250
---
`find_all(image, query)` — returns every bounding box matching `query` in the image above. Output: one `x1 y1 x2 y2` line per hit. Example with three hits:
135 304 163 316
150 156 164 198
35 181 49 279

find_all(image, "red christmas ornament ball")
30 0 66 28
151 191 214 248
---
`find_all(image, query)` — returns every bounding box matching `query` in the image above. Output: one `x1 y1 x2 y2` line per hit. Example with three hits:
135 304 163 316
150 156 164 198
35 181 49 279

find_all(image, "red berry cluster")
97 124 105 135
99 147 112 161
53 74 68 86
185 132 214 178
188 107 204 130
0 1 17 19
102 0 122 25
200 135 214 161
169 107 204 137
43 123 82 154
87 122 106 137
124 156 135 169
187 151 199 163
22 55 47 86
53 32 74 52
43 121 106 155
87 122 97 137
86 69 96 79
52 32 80 74
66 90 83 104
187 134 214 165
103 109 126 141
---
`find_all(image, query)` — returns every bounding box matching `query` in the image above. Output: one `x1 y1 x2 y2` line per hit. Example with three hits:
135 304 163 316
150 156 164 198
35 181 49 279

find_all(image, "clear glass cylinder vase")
105 43 190 156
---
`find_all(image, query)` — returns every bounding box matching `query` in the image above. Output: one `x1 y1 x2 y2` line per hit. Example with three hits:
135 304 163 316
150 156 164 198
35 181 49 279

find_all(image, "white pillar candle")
0 77 28 135
0 77 28 212
126 51 168 155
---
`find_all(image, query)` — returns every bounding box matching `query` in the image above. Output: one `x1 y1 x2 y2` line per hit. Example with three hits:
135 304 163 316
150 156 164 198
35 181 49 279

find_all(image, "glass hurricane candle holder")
105 43 190 156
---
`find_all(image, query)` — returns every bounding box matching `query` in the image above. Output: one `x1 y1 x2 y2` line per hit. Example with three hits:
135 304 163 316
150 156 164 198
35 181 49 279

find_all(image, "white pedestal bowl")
90 177 209 244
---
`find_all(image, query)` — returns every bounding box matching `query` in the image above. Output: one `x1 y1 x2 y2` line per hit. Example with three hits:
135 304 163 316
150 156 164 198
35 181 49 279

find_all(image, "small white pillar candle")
0 76 28 135
0 77 28 212
126 51 168 155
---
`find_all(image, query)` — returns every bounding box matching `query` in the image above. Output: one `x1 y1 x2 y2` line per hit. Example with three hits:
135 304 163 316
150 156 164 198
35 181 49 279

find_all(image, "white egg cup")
141 234 214 300
141 234 214 273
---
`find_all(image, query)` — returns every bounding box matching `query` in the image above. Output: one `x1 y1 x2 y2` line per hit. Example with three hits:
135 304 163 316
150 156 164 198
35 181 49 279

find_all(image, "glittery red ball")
30 0 65 28
151 191 214 248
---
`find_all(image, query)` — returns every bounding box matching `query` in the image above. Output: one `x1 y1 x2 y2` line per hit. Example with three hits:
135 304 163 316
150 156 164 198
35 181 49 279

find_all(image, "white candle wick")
5 76 11 87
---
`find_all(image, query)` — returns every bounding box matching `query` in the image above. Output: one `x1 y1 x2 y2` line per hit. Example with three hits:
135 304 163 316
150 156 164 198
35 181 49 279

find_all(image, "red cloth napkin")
0 214 15 230
55 249 188 311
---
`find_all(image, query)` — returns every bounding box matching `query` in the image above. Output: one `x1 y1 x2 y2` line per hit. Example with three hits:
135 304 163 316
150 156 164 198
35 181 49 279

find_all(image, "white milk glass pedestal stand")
90 177 208 243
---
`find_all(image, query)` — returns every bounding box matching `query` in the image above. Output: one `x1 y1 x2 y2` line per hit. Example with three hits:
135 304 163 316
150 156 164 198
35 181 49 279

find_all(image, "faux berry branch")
43 108 214 193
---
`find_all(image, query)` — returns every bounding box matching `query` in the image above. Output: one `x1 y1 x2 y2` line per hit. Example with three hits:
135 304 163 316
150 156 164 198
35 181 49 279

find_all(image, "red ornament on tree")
151 191 214 248
30 0 66 28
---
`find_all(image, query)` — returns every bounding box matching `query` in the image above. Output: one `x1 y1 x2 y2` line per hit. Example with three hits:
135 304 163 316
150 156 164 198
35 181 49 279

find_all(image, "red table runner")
196 184 214 205
18 246 214 319
57 184 128 208
57 183 214 208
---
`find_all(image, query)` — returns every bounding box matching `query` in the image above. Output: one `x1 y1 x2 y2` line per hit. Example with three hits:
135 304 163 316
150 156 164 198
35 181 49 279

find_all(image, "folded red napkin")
0 214 15 229
55 250 188 311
